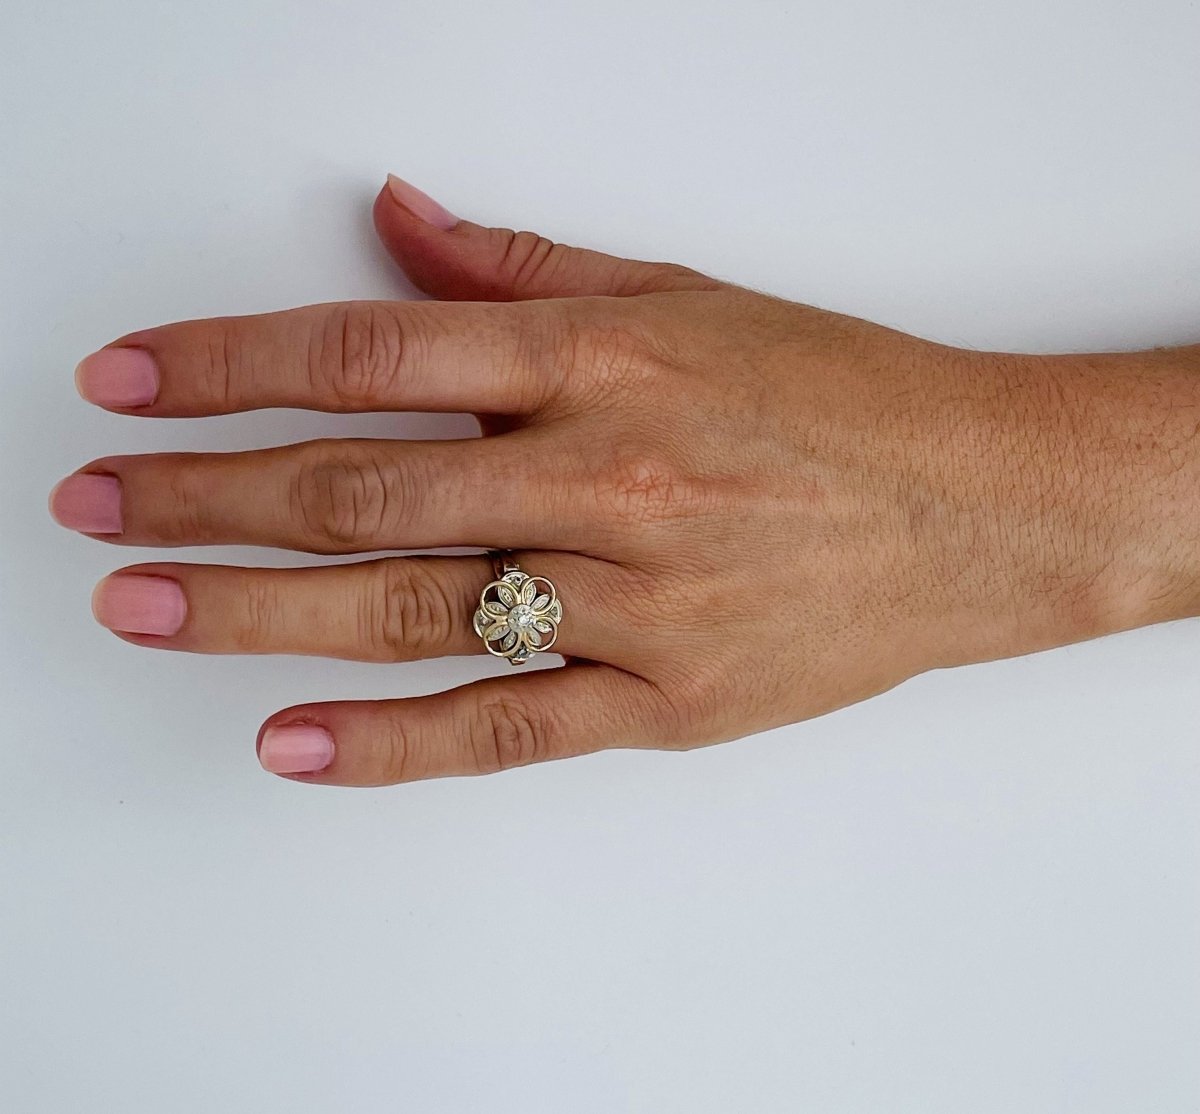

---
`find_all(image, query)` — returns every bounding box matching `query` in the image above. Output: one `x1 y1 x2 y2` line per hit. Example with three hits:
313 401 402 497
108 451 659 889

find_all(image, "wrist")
1071 343 1200 629
922 342 1200 666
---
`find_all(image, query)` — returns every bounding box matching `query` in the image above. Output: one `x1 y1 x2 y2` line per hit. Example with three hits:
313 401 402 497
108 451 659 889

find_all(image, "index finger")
74 299 572 418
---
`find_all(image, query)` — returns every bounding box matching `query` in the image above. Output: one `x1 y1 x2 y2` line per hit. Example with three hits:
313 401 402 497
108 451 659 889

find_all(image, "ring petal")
482 618 509 641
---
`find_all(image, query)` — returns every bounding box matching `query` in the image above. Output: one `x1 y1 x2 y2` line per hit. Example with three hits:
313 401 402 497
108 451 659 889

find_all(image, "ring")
473 549 563 666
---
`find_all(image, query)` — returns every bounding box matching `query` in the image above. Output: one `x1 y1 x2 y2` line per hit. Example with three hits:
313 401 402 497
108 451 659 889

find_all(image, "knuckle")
591 444 707 528
468 697 553 773
162 463 215 542
651 661 727 746
489 228 571 297
291 445 410 550
364 559 459 661
615 562 694 631
309 302 408 405
236 577 280 651
378 717 424 784
559 315 656 406
198 321 244 409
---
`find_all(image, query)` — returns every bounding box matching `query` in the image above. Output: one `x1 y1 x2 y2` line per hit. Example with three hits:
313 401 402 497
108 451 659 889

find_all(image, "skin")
50 177 1200 786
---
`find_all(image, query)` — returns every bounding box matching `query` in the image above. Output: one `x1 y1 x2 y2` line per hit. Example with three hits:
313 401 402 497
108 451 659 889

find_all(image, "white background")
2 2 1198 1110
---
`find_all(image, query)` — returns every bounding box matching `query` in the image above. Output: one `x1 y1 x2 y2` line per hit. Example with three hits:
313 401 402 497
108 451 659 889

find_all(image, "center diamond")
508 603 537 631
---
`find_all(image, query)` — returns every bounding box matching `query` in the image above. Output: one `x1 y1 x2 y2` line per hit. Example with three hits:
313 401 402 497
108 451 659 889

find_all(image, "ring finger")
89 551 635 667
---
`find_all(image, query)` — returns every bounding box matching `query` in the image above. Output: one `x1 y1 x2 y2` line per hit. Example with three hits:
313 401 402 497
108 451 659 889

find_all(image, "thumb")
372 174 723 302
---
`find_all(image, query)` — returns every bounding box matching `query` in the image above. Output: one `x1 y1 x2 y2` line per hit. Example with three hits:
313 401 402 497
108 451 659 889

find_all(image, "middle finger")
51 432 588 554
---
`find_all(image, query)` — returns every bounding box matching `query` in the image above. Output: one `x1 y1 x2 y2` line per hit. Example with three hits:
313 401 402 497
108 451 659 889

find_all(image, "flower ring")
473 553 563 666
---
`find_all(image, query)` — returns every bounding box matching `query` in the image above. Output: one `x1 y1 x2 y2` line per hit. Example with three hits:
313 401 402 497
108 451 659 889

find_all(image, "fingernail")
92 575 187 636
259 725 335 775
386 173 458 230
75 347 159 408
49 474 122 534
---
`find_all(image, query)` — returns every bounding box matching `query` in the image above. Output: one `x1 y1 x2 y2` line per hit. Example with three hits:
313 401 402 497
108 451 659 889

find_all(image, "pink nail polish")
75 348 159 408
386 173 458 230
259 725 335 775
92 575 187 636
49 474 122 534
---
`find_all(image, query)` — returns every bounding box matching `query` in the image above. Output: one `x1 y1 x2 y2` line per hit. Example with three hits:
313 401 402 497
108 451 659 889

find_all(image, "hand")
50 176 1200 785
